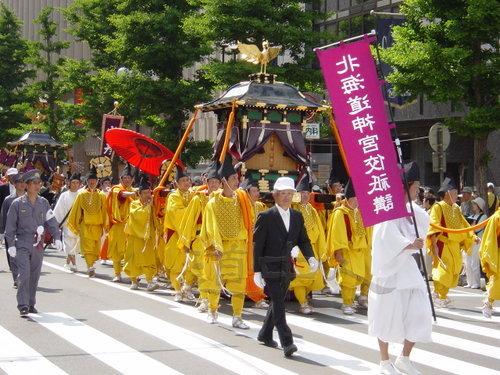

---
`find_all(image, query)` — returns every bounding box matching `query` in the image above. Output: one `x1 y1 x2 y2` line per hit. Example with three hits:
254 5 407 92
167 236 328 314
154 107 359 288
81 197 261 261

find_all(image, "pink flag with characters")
316 36 408 226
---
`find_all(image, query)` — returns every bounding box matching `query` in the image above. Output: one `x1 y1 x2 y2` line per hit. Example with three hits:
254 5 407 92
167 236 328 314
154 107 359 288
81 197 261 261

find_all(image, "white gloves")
254 272 265 289
8 246 16 258
55 240 63 252
308 257 319 273
291 246 299 258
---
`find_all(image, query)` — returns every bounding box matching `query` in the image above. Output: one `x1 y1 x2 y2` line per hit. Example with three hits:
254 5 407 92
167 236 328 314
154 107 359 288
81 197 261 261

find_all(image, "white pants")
464 243 480 288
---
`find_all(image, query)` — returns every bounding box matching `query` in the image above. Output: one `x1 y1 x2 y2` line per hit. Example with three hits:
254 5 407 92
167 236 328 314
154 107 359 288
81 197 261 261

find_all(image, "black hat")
241 175 258 191
13 173 24 183
326 168 340 185
403 161 420 183
138 174 151 192
438 176 458 193
121 163 134 178
175 165 189 181
205 160 221 181
70 172 81 182
296 171 312 192
218 153 237 179
344 179 356 198
87 166 98 180
66 170 71 180
22 169 42 183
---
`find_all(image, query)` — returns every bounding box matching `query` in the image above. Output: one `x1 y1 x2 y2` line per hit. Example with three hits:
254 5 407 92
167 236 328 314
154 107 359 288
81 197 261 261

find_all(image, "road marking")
102 309 298 375
29 312 182 375
436 306 500 324
0 326 68 375
248 308 500 375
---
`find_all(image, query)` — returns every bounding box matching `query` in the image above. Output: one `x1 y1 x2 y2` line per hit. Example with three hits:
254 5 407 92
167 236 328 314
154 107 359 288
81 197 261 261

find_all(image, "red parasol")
105 128 184 176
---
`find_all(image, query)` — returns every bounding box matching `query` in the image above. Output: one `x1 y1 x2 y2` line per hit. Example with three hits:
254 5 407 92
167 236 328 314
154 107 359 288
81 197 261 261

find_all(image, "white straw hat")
273 177 296 192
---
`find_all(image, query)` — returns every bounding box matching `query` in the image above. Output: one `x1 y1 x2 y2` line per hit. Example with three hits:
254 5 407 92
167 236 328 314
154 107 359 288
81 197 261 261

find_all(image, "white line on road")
102 309 298 375
29 312 182 375
0 326 68 375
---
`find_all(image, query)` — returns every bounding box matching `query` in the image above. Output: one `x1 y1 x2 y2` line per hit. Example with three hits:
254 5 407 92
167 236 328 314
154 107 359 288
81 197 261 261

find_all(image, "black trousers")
258 277 293 347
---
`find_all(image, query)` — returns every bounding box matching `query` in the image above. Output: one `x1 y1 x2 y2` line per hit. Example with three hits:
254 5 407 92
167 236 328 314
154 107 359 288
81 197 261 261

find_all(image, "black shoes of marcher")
20 307 29 316
29 306 38 313
283 343 297 357
258 337 278 348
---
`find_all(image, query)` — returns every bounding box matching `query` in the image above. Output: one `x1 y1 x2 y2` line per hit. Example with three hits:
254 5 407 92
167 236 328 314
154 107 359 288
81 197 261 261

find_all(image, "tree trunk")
473 135 488 202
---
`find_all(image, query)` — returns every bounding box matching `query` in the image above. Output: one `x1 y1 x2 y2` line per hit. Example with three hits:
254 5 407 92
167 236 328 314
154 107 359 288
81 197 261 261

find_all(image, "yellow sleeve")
425 203 443 250
164 191 188 233
327 209 350 252
199 198 224 254
177 196 202 249
313 209 328 261
66 194 83 235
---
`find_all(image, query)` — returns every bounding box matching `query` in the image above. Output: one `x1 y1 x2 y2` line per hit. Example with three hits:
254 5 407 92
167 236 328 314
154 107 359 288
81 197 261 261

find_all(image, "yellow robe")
123 200 156 280
327 204 372 305
290 202 327 291
163 189 193 289
67 189 107 267
479 208 500 300
426 201 473 294
107 184 137 274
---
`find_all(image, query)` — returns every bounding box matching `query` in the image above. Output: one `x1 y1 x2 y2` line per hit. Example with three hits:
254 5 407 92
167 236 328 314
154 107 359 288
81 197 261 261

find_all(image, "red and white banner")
316 37 408 226
101 114 124 159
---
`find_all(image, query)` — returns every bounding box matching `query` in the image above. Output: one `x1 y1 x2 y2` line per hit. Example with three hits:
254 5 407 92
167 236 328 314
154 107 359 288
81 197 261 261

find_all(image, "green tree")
183 0 332 91
62 0 214 167
380 0 500 199
0 3 35 144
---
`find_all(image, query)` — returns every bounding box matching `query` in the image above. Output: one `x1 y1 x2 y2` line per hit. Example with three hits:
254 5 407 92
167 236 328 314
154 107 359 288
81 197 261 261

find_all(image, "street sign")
429 122 451 151
432 151 446 173
304 123 320 139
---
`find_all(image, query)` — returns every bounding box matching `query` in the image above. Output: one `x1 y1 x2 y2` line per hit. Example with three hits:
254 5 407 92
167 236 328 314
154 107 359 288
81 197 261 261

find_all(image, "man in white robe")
368 162 432 375
53 173 81 271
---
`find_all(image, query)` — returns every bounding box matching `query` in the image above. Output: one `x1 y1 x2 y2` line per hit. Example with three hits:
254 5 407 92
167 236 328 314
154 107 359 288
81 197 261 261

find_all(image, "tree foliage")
380 0 499 137
183 0 332 91
0 3 34 144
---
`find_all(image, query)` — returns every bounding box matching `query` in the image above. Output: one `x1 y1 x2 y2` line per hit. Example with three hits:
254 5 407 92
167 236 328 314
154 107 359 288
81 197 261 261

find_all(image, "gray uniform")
5 195 61 311
0 193 23 281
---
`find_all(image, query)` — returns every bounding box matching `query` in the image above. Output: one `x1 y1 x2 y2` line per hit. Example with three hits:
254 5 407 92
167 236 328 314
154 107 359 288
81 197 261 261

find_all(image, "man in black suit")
0 168 18 209
253 176 318 357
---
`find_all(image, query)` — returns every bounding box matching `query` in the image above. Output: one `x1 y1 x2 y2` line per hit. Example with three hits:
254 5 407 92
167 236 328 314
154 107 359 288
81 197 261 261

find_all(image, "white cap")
472 197 487 213
6 168 18 176
487 182 494 188
273 177 296 192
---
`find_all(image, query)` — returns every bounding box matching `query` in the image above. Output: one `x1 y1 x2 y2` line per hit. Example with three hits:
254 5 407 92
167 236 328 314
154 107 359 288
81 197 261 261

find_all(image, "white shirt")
276 204 290 232
9 182 15 196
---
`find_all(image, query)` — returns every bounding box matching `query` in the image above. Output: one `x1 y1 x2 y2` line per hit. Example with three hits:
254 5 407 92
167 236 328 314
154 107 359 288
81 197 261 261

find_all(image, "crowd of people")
0 158 498 374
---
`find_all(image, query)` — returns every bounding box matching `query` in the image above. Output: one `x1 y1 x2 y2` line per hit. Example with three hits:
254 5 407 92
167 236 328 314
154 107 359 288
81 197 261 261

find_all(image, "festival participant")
327 180 372 315
464 197 487 289
290 171 327 314
106 164 137 281
123 175 158 291
253 176 316 357
0 172 26 285
5 169 62 315
240 175 268 309
200 154 251 329
479 207 500 318
67 167 107 277
178 161 221 312
368 161 432 375
164 166 194 301
426 177 475 308
53 172 82 272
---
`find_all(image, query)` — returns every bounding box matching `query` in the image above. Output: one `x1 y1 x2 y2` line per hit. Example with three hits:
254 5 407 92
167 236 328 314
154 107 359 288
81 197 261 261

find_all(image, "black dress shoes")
29 306 38 313
258 337 278 348
19 307 29 316
283 343 297 357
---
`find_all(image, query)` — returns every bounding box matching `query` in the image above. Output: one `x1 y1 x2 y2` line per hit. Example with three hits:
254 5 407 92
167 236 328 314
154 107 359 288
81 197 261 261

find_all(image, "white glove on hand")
253 272 265 289
291 246 299 258
308 257 319 273
8 246 16 258
55 240 63 252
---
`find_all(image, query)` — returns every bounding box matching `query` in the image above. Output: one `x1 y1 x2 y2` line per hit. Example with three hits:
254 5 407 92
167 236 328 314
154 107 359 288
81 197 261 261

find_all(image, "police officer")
5 169 62 316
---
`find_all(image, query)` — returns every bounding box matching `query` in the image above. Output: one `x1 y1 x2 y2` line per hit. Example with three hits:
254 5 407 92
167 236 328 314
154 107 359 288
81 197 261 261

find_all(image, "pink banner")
101 114 124 158
316 37 408 226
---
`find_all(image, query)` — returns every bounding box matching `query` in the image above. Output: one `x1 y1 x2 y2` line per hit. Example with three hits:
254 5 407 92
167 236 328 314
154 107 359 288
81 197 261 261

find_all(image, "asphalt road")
0 247 499 375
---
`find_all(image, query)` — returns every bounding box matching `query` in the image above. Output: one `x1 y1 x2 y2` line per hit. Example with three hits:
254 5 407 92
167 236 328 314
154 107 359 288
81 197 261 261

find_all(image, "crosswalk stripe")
248 308 500 375
170 306 380 374
313 303 500 341
436 306 500 323
29 312 182 375
316 308 500 359
102 309 298 375
0 326 68 375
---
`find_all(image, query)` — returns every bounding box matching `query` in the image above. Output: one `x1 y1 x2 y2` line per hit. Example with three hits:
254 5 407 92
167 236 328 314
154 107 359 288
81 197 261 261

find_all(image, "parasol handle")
218 99 237 163
157 108 199 188
328 108 350 177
